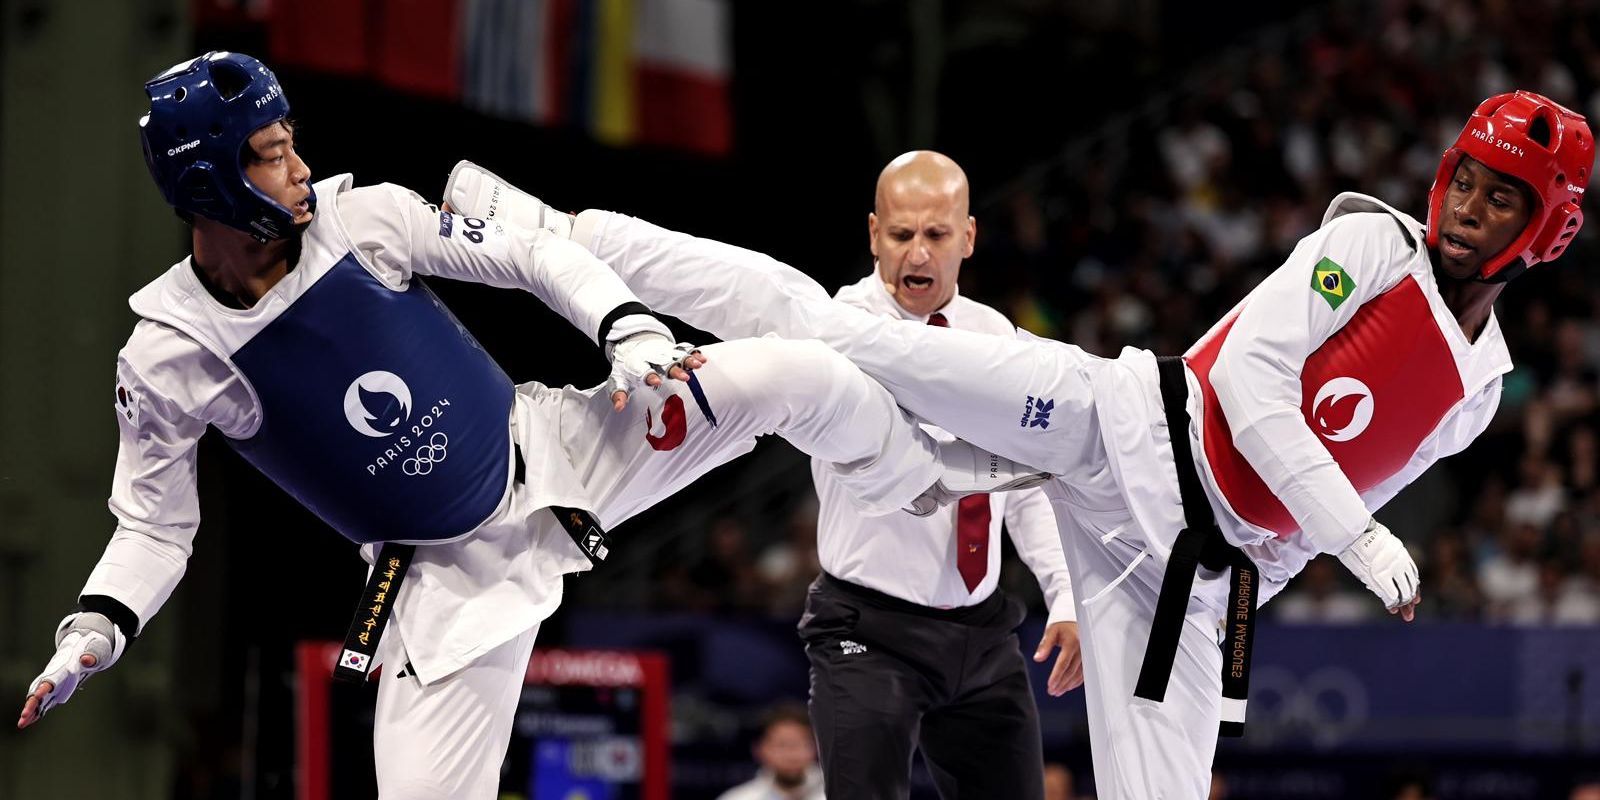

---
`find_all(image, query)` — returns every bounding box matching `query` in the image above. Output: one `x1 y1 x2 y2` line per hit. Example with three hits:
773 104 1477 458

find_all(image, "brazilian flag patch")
1311 257 1355 310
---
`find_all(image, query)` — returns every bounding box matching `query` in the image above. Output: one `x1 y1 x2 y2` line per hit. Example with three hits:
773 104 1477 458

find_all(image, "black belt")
334 444 614 683
334 541 414 682
1133 356 1258 738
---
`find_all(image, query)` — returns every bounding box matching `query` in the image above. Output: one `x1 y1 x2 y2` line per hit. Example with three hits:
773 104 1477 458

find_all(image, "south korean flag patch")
340 649 372 674
114 380 141 428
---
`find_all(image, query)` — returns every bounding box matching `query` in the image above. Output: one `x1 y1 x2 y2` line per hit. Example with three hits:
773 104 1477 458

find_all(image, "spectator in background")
1509 558 1600 625
1505 455 1566 529
717 704 824 800
1481 522 1544 621
1269 556 1375 624
1425 530 1485 620
686 515 768 615
757 498 824 618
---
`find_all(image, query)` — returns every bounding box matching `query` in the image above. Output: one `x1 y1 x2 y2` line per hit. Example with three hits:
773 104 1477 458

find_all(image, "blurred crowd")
625 0 1600 628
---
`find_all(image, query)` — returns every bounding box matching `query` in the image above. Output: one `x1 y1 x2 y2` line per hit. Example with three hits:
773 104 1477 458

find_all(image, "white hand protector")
1336 519 1420 609
443 159 573 237
26 612 126 719
605 328 699 424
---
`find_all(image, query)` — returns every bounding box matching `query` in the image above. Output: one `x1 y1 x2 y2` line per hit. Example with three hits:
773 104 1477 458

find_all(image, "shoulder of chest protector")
1319 192 1425 256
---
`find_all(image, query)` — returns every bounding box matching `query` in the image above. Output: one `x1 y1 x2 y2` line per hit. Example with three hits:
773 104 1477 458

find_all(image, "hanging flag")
633 0 731 156
485 0 732 155
264 0 731 156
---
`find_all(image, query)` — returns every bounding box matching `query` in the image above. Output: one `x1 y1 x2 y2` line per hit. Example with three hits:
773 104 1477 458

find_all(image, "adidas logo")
840 640 867 655
582 530 609 561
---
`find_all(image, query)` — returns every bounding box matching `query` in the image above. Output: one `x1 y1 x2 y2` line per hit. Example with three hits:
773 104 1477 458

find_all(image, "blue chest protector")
228 255 514 544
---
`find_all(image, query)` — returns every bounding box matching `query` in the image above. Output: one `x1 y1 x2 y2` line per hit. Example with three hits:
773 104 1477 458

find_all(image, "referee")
798 151 1081 799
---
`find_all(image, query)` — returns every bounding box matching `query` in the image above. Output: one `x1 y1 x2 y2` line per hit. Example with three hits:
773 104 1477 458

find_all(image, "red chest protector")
1185 276 1465 537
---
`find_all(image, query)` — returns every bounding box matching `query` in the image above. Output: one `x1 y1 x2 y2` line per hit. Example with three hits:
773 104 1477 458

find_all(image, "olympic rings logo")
1243 665 1369 749
402 433 449 476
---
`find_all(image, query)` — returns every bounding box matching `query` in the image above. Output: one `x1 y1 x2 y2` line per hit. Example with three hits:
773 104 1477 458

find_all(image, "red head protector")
1426 90 1593 280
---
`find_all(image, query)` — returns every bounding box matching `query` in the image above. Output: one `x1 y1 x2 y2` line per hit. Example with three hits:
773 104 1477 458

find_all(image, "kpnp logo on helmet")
166 139 200 157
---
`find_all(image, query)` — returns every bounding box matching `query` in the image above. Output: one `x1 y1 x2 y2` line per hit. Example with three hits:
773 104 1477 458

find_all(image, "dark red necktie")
928 312 991 592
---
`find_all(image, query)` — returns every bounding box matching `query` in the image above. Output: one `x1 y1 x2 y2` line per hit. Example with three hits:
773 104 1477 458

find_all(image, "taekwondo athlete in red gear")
16 52 1045 800
497 90 1591 800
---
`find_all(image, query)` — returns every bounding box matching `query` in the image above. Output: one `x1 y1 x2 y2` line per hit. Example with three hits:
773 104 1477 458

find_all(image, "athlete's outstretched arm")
20 341 207 729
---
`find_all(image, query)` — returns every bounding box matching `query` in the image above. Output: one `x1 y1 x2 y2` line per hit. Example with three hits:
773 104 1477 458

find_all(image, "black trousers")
798 573 1045 800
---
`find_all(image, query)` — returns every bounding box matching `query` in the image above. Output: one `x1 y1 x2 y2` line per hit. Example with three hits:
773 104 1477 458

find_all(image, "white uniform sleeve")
341 183 655 343
1360 378 1502 511
1208 213 1415 554
1001 487 1077 624
79 355 207 633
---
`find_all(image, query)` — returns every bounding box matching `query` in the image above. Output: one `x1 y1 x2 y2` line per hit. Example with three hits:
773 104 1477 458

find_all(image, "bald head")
875 150 971 218
869 150 976 316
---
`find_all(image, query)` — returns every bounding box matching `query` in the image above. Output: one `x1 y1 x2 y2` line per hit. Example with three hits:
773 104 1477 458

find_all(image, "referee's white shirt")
809 273 1076 624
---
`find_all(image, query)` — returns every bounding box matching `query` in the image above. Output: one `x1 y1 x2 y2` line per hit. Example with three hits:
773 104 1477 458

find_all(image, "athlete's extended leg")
576 209 1102 477
445 162 1089 477
558 336 943 525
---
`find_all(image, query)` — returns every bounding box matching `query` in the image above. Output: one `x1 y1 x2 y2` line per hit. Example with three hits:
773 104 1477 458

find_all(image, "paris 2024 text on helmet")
138 51 314 242
1426 89 1593 281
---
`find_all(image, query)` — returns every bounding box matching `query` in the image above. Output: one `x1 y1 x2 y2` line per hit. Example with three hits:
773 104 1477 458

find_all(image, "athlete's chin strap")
1471 259 1528 284
1426 231 1528 286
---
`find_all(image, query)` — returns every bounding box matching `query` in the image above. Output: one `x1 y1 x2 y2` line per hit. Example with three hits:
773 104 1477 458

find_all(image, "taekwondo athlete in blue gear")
18 52 1044 799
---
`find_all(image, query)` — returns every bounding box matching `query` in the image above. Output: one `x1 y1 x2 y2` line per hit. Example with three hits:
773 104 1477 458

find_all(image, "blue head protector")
139 51 313 241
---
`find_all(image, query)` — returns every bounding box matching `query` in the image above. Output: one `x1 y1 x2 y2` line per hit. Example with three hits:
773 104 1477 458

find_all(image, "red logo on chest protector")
1315 393 1364 437
645 395 688 451
1310 377 1375 442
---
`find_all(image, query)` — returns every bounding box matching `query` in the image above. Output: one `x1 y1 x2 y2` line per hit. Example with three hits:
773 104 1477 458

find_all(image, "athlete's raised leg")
444 161 1079 479
558 336 943 525
575 208 1099 477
